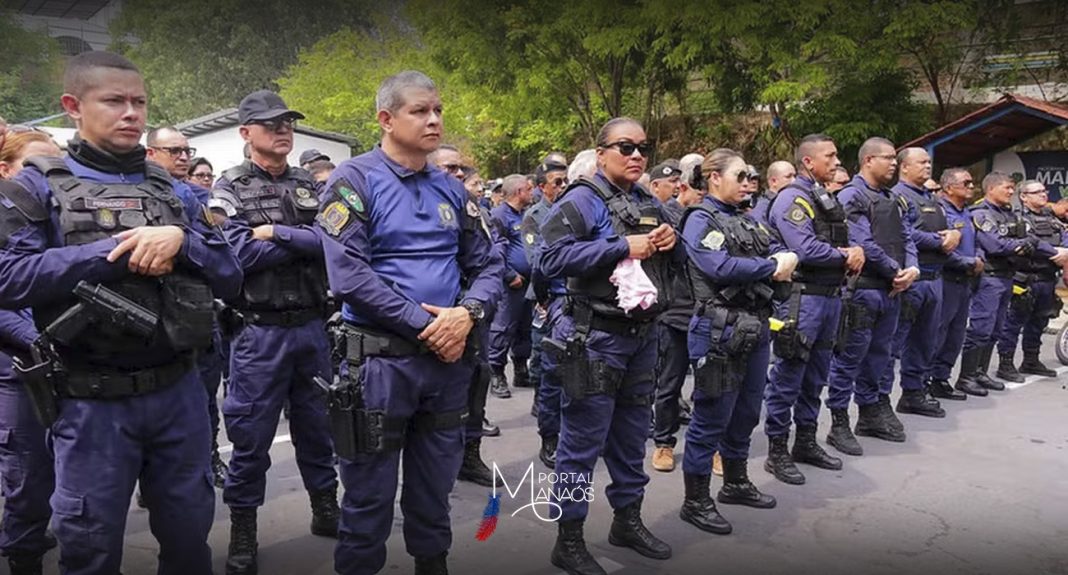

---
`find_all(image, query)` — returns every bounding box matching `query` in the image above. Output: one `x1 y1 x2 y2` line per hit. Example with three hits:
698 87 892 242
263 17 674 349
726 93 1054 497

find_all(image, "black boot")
878 394 904 433
309 488 340 538
680 473 731 535
1019 350 1057 377
763 433 805 485
717 458 776 508
826 408 863 456
227 507 258 575
895 388 945 418
512 358 532 387
928 377 967 401
7 553 43 575
489 367 511 398
539 434 558 469
995 352 1025 383
608 497 671 559
955 347 988 397
550 520 606 575
458 438 495 487
855 402 906 443
791 425 842 471
212 440 228 489
976 345 1005 390
481 417 501 438
414 552 449 575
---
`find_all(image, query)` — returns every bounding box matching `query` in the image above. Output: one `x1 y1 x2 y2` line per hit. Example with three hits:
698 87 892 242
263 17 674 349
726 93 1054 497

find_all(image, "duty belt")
243 308 321 327
796 282 841 298
342 324 430 359
60 356 194 399
854 275 893 291
942 270 971 284
984 269 1015 279
918 270 941 281
566 297 654 339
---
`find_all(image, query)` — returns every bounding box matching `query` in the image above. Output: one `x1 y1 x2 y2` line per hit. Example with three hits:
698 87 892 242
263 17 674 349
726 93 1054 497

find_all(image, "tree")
0 9 62 123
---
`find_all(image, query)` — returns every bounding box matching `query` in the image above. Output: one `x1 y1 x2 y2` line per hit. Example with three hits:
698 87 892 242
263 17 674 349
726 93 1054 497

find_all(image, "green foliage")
0 10 62 123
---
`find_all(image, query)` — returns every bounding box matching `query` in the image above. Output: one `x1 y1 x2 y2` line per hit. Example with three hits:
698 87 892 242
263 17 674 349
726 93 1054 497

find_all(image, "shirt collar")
704 194 736 214
373 144 428 180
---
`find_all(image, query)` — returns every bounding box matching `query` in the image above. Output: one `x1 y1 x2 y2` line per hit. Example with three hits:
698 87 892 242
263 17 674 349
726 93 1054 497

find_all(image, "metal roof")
175 108 359 147
17 0 110 19
899 94 1068 167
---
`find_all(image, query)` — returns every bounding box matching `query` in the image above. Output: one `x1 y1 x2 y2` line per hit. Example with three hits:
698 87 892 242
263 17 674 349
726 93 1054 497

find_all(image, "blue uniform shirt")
491 201 532 279
972 198 1057 260
939 197 980 273
892 181 945 273
523 198 565 299
0 309 36 383
318 146 504 341
681 195 778 284
838 174 918 278
766 176 846 269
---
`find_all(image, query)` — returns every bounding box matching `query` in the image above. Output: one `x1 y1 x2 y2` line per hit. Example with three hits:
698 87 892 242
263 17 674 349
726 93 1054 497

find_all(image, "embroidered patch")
787 205 809 224
466 200 481 218
977 218 995 233
525 232 536 245
85 198 143 210
330 178 366 219
639 216 659 226
438 203 457 227
294 187 318 209
954 221 964 229
317 201 350 236
701 230 726 251
997 224 1008 236
96 208 116 229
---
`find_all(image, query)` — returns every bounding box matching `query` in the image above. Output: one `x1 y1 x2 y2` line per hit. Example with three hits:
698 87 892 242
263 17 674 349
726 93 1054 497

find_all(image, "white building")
15 0 123 55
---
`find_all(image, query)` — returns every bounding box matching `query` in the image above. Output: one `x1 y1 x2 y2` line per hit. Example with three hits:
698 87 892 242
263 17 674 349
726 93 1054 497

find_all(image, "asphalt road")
16 339 1068 575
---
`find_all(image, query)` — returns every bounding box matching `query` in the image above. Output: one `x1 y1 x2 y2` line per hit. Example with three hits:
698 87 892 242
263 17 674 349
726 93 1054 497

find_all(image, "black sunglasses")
604 140 654 158
551 176 568 187
249 117 296 132
442 163 465 174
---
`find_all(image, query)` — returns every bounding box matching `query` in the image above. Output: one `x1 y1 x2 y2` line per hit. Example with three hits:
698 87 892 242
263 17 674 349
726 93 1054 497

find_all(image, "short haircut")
982 171 1013 193
833 166 850 181
857 137 895 166
766 160 794 180
501 173 528 198
568 149 597 182
146 126 183 147
795 133 834 166
595 117 643 147
376 70 437 113
939 167 969 189
63 51 140 97
679 153 704 188
308 159 335 177
896 146 926 166
1018 178 1043 194
188 157 213 175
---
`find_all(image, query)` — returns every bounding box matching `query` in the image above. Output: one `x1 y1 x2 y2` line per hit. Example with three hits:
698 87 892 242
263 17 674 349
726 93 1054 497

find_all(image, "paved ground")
18 336 1068 575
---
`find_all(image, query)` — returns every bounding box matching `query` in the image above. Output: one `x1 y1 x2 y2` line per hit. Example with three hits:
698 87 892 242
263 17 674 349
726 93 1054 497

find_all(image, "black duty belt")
984 269 1015 279
855 275 893 291
797 283 841 297
918 270 942 281
343 324 430 359
588 314 655 338
61 356 194 399
244 308 321 327
942 271 971 284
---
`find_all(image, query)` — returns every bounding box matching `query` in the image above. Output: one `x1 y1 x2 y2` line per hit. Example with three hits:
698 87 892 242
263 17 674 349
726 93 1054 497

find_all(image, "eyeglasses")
1021 188 1048 195
551 176 568 188
191 171 214 181
604 141 654 158
249 117 296 132
152 146 196 157
442 163 465 174
958 180 975 188
717 170 755 184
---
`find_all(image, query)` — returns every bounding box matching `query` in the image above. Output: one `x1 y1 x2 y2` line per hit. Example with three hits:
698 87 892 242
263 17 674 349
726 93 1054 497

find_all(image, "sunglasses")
604 140 654 158
551 176 568 188
249 117 296 132
442 163 465 174
152 146 196 157
716 169 756 184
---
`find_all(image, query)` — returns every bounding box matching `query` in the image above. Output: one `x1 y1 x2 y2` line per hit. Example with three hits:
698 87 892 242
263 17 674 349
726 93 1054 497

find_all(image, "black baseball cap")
299 149 329 166
238 90 305 125
648 161 681 181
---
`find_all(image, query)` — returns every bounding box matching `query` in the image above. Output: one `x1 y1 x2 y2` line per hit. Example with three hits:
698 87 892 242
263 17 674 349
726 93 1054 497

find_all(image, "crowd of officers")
0 51 1065 575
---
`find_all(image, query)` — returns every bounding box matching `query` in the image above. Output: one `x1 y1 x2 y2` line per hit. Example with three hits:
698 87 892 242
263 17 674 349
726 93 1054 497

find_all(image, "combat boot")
539 434 558 469
975 345 1005 391
550 520 606 575
995 352 1025 383
878 394 905 433
896 388 945 418
512 358 533 387
211 438 229 489
458 438 495 487
826 408 863 456
608 497 671 559
791 425 842 471
717 458 776 509
309 488 340 538
489 366 511 398
414 552 449 575
954 347 988 397
7 553 42 575
1019 351 1057 377
855 402 906 443
764 433 805 485
680 473 731 535
226 507 258 575
928 377 967 401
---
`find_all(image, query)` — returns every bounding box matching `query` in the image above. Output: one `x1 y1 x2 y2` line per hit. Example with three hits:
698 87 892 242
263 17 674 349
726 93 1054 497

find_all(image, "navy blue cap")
239 90 305 125
299 149 329 166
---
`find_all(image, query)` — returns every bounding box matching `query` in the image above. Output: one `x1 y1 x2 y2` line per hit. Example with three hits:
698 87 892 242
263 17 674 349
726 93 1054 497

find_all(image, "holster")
1011 283 1034 315
1047 295 1065 319
834 294 871 354
11 347 59 428
542 336 591 400
771 285 810 361
693 350 736 399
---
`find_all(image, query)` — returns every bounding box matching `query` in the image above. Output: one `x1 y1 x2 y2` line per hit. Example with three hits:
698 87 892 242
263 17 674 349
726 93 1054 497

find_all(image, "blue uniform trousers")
50 372 214 575
487 288 532 369
930 278 973 380
962 275 1013 353
828 288 900 408
335 356 471 574
998 278 1057 355
0 367 53 559
652 323 688 448
197 326 226 444
878 279 943 392
764 294 841 437
223 320 336 509
464 313 494 442
551 313 656 523
536 299 564 438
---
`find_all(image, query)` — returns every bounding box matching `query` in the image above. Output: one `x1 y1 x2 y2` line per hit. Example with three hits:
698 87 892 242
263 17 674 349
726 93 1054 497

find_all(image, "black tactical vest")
973 201 1027 274
775 182 848 286
218 162 327 312
1024 206 1064 273
899 184 949 267
680 203 773 311
855 186 906 279
564 177 670 321
25 157 214 366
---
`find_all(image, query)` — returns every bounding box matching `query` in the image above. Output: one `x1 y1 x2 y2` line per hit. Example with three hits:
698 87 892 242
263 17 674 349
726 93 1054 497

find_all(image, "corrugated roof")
17 0 110 20
176 108 359 147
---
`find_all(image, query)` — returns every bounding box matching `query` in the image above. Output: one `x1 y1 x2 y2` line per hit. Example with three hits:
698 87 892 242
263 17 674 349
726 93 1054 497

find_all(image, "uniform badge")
787 205 808 224
96 208 116 229
438 203 457 228
466 200 481 218
525 232 536 245
701 230 726 251
294 187 318 209
976 218 995 233
997 224 1008 236
954 222 964 229
639 216 659 226
331 178 367 220
317 201 350 236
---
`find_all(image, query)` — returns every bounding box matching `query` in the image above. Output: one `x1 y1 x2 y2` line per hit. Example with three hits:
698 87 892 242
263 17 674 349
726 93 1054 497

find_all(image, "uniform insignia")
920 206 937 213
330 178 367 220
96 208 116 229
787 205 809 224
525 233 535 245
85 198 143 210
438 203 458 228
317 201 350 236
976 218 995 233
294 187 318 209
954 222 964 229
118 210 147 228
466 200 481 218
997 224 1008 236
701 230 726 251
639 216 659 226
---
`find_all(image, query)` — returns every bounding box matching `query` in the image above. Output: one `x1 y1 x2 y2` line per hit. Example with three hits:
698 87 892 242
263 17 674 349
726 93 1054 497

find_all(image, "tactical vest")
564 177 670 321
857 186 906 280
221 162 327 312
24 157 214 364
973 202 1027 274
902 185 949 267
776 183 848 286
680 203 773 311
1024 206 1064 273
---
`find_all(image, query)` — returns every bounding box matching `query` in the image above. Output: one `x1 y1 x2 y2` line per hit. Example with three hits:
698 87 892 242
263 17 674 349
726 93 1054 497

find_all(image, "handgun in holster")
541 334 590 400
1010 280 1034 315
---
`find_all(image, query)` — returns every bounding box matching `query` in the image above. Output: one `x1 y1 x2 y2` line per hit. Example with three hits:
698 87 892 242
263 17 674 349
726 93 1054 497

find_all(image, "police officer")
960 172 1066 390
752 160 796 227
678 148 797 537
538 117 674 574
929 168 984 398
213 90 339 574
763 134 863 481
0 51 242 575
996 179 1068 379
647 161 682 203
650 160 705 473
319 70 502 575
878 147 958 418
828 137 919 448
487 174 536 397
522 158 569 468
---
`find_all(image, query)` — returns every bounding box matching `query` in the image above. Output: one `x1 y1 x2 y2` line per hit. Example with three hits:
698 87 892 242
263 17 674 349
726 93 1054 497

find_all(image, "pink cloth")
609 258 659 312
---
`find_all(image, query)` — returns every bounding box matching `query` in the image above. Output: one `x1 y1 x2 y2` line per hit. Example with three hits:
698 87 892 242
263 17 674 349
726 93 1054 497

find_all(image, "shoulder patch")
975 217 995 233
786 204 810 225
701 229 726 251
330 178 367 221
317 201 351 236
466 200 480 219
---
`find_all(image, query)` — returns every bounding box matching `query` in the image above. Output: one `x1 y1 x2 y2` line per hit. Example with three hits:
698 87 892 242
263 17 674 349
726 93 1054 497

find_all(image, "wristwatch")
462 300 485 322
